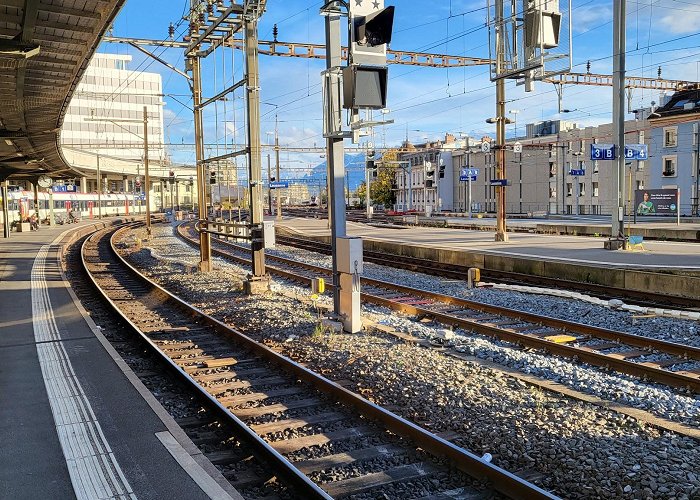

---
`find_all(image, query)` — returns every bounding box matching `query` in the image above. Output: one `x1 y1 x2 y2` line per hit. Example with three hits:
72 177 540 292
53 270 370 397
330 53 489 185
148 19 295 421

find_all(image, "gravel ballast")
119 225 700 499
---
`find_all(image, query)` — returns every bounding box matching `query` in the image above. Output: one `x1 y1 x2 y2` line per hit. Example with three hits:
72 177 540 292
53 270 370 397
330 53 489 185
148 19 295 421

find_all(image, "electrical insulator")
198 12 205 24
658 66 662 79
586 60 591 74
272 24 278 42
207 2 214 14
189 176 194 186
168 23 175 39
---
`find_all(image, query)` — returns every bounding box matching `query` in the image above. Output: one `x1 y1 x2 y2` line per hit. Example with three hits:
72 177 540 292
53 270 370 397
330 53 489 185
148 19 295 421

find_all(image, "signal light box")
342 65 388 109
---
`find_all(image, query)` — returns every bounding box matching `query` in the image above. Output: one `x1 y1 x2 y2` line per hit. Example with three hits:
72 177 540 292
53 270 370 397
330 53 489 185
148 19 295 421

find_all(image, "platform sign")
489 179 509 186
269 181 289 189
459 167 479 181
624 144 648 161
52 184 77 193
481 141 491 153
513 142 523 154
569 169 585 176
590 143 616 161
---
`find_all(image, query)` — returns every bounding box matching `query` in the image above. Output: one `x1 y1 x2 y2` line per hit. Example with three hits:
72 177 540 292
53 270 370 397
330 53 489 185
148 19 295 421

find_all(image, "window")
579 182 585 196
593 161 599 173
664 127 678 147
592 182 599 197
566 183 573 197
549 187 556 198
662 155 677 177
636 180 644 190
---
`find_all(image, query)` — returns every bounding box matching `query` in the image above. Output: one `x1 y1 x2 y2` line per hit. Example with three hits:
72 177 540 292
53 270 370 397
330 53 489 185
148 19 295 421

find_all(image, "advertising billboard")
635 189 678 216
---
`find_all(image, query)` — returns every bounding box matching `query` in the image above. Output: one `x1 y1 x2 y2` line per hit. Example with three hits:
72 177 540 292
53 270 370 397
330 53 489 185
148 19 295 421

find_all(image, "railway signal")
321 0 394 333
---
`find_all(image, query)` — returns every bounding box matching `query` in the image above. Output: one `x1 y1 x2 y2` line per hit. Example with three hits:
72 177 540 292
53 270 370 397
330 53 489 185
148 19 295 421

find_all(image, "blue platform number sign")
624 144 648 161
52 185 77 193
590 144 616 161
459 167 478 182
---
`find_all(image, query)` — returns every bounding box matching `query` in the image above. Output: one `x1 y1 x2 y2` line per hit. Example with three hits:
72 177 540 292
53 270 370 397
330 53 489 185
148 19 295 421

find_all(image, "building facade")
398 120 653 216
647 89 700 215
59 53 189 210
394 134 474 212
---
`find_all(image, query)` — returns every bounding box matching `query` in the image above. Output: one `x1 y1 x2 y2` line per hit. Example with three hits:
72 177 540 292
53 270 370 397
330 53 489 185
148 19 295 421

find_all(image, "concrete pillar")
81 176 87 193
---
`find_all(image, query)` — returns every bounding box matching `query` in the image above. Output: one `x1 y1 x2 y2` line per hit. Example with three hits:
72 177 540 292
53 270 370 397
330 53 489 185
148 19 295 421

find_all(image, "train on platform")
0 189 149 226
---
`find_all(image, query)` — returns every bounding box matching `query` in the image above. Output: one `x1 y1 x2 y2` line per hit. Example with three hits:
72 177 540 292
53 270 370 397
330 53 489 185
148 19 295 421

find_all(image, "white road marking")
32 242 136 500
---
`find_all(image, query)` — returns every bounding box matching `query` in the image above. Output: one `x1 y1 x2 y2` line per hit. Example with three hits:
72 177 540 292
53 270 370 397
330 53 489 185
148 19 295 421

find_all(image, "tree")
355 149 400 208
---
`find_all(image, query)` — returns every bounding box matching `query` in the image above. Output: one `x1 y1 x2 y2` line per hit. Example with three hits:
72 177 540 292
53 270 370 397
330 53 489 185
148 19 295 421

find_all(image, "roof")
0 0 126 181
649 89 700 121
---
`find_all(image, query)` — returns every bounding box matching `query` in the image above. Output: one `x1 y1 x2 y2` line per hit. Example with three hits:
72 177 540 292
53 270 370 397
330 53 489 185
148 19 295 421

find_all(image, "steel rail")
178 223 700 394
80 225 332 500
88 223 557 500
275 234 700 310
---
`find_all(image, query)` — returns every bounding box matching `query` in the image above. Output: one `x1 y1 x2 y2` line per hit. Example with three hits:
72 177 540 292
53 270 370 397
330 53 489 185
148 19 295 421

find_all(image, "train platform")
0 221 241 500
276 216 700 301
278 216 700 270
435 215 700 241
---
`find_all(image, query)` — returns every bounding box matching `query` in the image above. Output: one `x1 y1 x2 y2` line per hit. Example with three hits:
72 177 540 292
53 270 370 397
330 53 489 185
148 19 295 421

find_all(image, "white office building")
61 53 169 191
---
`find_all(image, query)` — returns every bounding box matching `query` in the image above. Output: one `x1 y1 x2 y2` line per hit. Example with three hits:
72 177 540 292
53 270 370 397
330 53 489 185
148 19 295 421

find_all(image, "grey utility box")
336 236 363 274
263 221 276 249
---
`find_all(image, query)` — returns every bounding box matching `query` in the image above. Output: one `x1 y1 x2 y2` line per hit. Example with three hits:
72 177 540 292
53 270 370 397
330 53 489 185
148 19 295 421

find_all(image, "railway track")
178 223 700 395
275 234 699 310
63 225 294 497
82 223 555 499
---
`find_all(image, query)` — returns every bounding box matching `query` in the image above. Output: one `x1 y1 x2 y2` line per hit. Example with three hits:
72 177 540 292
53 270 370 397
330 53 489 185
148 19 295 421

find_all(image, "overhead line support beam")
197 78 246 109
186 3 244 56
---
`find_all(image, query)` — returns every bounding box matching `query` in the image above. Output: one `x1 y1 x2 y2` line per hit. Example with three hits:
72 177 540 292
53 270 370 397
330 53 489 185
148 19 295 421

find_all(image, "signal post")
320 0 394 333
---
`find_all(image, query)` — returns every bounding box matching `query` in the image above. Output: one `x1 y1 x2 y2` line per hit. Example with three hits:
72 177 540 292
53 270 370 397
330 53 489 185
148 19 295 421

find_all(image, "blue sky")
102 0 700 167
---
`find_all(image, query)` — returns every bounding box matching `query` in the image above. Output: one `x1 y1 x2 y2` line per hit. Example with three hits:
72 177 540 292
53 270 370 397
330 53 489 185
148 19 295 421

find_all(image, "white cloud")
658 10 700 34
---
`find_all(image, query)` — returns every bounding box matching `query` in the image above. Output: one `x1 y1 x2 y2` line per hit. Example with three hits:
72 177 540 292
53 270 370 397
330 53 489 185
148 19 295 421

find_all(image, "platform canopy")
0 0 125 181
